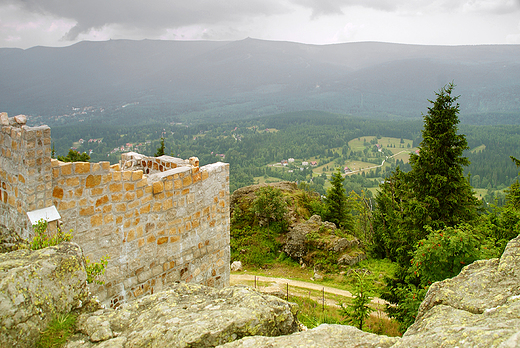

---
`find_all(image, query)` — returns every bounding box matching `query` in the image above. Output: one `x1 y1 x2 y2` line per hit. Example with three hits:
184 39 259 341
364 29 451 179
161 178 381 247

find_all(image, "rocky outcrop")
393 235 520 347
230 181 302 225
0 242 90 348
220 324 399 348
67 283 299 347
0 224 28 253
284 215 365 269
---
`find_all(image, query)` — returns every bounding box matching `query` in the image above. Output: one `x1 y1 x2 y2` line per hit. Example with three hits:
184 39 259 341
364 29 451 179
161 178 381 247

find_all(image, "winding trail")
230 273 389 308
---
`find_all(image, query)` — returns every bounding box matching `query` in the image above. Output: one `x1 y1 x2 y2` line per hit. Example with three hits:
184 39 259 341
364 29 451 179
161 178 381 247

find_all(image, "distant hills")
1 38 520 125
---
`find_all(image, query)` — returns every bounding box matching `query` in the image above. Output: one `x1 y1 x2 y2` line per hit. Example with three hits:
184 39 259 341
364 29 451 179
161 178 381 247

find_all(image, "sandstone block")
109 183 122 192
157 237 168 245
80 206 95 216
146 235 156 244
152 181 163 194
96 195 109 207
14 114 27 125
104 214 114 224
0 112 8 125
74 162 91 174
182 175 192 187
91 187 104 196
52 187 64 199
122 171 132 181
125 191 136 201
66 177 80 187
60 162 72 175
86 174 102 188
163 199 173 210
100 161 111 170
110 164 121 171
132 170 143 181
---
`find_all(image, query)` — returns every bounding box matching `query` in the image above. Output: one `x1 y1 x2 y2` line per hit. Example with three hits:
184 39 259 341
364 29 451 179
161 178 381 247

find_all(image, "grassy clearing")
254 176 286 184
470 144 486 153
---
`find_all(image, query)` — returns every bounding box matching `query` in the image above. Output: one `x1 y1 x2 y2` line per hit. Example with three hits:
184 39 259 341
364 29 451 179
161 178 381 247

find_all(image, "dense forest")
49 110 520 204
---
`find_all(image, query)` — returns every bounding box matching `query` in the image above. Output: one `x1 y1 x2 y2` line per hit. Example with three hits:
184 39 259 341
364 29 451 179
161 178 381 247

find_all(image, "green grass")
36 313 77 348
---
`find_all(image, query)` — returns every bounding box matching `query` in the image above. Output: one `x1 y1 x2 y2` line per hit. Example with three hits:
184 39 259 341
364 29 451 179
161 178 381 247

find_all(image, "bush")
30 219 72 251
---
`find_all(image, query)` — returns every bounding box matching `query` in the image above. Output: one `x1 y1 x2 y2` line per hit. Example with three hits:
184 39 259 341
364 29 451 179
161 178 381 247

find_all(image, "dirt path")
230 273 388 307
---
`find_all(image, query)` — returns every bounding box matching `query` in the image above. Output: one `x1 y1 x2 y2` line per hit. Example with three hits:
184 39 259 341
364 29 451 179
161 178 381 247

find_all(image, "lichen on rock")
68 283 300 347
0 242 90 348
218 323 399 348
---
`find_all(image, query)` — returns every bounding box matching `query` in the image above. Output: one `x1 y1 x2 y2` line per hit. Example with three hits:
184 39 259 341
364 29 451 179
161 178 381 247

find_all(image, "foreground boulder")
67 283 299 347
0 242 89 347
394 235 520 347
219 324 399 348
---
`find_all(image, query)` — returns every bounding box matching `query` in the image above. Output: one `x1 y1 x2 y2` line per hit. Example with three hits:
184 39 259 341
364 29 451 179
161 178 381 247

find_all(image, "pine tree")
324 168 352 229
155 137 165 157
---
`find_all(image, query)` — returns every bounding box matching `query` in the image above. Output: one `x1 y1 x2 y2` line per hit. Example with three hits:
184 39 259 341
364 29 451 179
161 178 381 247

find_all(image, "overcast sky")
1 0 520 49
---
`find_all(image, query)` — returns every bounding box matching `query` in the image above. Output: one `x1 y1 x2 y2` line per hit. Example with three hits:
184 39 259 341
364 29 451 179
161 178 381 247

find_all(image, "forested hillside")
49 110 520 204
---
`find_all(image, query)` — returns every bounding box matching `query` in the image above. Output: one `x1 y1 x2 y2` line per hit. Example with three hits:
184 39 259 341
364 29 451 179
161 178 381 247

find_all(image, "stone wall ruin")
0 113 230 307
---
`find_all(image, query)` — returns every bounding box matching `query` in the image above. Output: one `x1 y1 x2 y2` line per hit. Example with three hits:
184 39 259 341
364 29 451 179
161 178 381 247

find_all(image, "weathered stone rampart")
0 113 230 308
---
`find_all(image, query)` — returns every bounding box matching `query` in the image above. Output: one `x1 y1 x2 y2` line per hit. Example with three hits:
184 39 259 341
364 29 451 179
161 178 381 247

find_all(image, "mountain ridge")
2 38 519 125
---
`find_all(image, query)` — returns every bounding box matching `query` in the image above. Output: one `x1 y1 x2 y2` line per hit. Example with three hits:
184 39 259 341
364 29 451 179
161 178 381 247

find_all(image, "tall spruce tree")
324 168 353 229
374 83 479 263
407 82 479 230
374 83 480 329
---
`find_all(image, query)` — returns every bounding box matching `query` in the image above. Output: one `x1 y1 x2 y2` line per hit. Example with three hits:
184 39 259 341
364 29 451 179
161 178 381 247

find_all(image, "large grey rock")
0 242 90 348
394 235 520 347
284 215 365 268
68 284 299 347
219 324 399 348
231 260 243 272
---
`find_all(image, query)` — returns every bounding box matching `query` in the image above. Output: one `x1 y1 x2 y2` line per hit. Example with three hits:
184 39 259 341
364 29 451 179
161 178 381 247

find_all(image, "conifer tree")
155 137 165 157
373 83 480 329
373 83 479 263
324 168 353 229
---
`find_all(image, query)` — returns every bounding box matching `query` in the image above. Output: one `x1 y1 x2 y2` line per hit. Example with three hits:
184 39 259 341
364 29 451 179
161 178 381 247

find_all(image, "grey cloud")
293 0 397 17
4 0 288 40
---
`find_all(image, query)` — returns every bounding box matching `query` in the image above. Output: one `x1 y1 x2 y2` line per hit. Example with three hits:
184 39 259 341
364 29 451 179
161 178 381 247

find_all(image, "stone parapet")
0 115 230 308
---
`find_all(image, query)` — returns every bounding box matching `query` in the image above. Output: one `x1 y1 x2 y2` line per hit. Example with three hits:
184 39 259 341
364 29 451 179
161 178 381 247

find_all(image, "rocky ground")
1 225 519 347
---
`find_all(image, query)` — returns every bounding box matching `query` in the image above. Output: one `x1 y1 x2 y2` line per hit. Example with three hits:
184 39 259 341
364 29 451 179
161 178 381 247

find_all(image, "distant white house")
288 158 295 163
302 161 309 166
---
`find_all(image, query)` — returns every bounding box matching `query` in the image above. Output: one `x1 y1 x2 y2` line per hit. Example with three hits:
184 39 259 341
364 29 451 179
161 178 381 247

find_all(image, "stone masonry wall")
0 113 230 308
0 113 53 239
